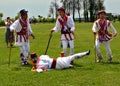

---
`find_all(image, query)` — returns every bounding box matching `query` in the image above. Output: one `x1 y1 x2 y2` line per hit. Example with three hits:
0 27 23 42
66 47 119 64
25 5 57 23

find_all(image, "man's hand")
113 33 117 37
93 32 96 35
50 29 54 33
31 34 35 39
71 31 74 35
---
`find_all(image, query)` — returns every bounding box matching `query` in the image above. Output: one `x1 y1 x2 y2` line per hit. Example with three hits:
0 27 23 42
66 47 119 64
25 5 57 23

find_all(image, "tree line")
0 0 120 26
48 0 120 22
49 0 105 22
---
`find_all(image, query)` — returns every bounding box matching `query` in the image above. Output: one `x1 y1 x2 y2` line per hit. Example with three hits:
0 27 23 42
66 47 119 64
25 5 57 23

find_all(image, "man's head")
98 10 106 19
7 17 10 20
30 52 37 64
6 17 11 22
19 9 28 20
57 7 65 18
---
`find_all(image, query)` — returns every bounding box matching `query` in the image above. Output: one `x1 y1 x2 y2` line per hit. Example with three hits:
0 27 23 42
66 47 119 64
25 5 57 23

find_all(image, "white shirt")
52 15 75 40
10 18 33 35
53 15 75 32
10 18 33 46
92 19 117 36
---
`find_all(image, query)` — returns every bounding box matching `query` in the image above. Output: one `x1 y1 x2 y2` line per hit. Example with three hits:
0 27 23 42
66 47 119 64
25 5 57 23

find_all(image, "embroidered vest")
58 15 71 34
16 19 28 42
58 15 72 40
96 19 112 42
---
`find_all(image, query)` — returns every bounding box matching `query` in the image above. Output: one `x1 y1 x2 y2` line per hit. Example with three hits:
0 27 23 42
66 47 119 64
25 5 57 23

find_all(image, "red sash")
97 19 112 42
58 15 72 41
51 58 57 69
16 19 28 42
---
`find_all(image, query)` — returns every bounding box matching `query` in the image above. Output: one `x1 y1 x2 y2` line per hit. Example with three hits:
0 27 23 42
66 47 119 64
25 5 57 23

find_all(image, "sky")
0 0 120 19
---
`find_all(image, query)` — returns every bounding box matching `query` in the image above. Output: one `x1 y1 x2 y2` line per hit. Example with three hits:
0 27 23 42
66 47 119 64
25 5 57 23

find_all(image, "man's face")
21 13 28 20
99 13 106 19
58 10 65 18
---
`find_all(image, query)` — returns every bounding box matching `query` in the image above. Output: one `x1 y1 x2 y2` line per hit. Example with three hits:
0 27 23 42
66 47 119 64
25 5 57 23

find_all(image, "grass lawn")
0 22 120 86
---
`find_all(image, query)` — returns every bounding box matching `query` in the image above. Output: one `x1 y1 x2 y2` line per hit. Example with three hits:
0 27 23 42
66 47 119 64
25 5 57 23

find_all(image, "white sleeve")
5 21 8 25
52 19 61 32
10 20 19 31
67 16 75 31
109 23 117 35
92 22 98 32
28 22 33 35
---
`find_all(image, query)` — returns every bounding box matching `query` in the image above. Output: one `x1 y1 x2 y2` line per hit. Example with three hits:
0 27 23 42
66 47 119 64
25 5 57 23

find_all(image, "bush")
0 20 5 26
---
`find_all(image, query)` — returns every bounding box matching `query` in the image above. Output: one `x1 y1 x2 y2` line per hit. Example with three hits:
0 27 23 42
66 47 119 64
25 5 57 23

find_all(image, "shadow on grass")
100 61 120 65
11 63 33 71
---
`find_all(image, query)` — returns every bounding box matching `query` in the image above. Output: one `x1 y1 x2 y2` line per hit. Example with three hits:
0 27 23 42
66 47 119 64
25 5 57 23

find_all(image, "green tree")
0 12 3 20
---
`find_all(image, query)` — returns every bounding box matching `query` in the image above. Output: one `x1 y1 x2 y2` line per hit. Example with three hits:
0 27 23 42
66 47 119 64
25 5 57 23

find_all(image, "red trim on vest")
98 19 112 42
51 58 57 69
58 15 72 41
16 19 28 42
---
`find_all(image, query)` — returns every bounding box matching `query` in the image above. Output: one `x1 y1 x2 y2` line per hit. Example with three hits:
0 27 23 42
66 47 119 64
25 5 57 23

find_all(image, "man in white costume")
10 9 35 65
51 7 75 57
30 50 90 73
92 10 117 62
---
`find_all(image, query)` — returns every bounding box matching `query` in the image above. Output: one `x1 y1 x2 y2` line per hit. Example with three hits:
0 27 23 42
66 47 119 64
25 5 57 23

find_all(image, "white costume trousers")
56 51 88 69
95 40 112 59
20 42 30 60
61 40 74 56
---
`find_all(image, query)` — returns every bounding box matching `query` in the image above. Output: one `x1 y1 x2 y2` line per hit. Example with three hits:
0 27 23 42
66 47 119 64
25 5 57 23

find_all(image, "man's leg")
23 43 30 64
69 40 74 55
62 40 67 56
69 40 74 64
96 40 102 62
20 45 25 65
20 44 29 65
103 41 112 62
68 50 90 61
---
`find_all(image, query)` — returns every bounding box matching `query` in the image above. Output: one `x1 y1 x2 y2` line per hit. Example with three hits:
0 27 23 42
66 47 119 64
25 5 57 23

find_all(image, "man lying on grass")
30 50 90 73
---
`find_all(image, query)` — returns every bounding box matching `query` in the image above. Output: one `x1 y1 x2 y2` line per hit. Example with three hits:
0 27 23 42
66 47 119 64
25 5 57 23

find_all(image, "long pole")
94 34 97 63
8 32 13 66
44 32 52 55
8 41 12 66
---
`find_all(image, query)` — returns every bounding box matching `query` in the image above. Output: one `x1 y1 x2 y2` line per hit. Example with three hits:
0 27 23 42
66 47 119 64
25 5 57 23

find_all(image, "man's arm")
51 18 61 33
109 23 117 37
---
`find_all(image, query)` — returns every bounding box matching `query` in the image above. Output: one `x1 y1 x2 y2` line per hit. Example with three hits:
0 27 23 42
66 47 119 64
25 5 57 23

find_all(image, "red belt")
51 58 57 69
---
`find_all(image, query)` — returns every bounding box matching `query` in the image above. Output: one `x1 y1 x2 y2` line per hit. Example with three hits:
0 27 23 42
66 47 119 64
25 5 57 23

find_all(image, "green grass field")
0 22 120 86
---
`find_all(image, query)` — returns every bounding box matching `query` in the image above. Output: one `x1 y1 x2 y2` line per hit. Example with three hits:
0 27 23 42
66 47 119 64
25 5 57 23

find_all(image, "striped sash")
58 15 72 41
16 19 28 42
97 19 112 42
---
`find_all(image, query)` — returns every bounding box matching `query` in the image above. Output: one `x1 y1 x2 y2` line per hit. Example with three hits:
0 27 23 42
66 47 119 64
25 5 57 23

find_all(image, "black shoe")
24 61 28 65
86 50 90 55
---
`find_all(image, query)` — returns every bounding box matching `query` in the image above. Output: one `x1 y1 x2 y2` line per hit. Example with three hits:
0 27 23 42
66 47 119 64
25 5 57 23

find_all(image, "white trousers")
20 42 30 61
61 40 74 56
95 40 112 59
56 51 88 69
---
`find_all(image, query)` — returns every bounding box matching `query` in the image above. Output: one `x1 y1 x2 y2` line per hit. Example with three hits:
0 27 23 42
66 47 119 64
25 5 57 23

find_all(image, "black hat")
7 17 10 19
20 9 28 15
30 52 37 63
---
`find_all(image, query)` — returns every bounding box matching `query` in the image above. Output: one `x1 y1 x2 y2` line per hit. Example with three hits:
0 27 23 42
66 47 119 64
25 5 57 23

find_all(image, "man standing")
51 7 75 57
4 17 14 48
92 10 117 62
10 9 35 65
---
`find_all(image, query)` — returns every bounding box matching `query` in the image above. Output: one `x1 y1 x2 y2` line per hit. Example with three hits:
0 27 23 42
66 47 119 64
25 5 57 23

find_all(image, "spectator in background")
4 17 14 48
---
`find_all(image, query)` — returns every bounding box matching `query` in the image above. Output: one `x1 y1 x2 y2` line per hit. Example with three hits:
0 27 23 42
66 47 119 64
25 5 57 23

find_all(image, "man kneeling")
30 50 90 73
